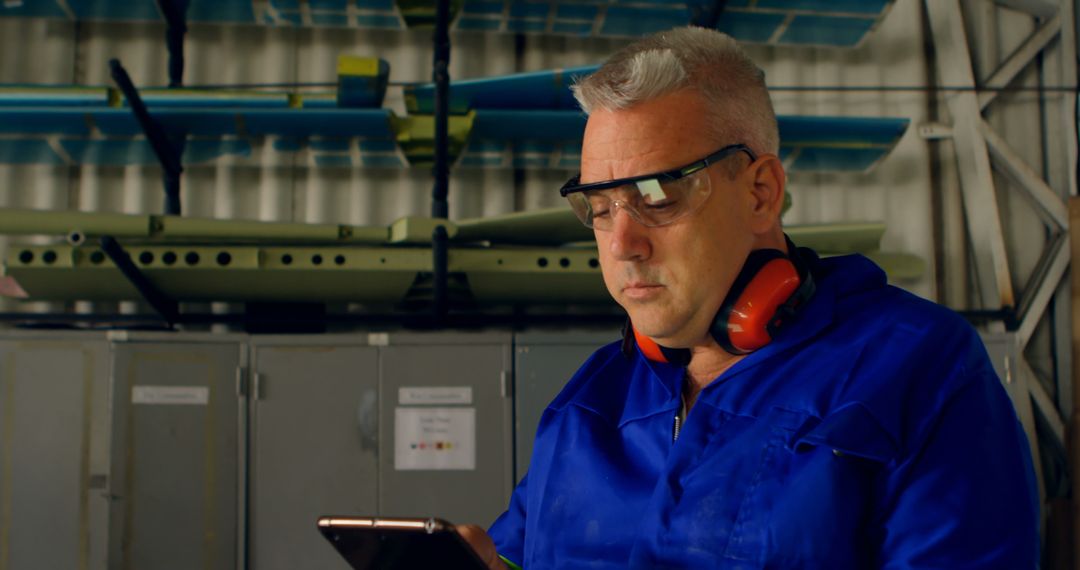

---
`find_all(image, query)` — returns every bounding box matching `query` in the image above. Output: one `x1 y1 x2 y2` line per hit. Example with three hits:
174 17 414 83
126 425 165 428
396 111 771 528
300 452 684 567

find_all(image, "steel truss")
924 0 1078 543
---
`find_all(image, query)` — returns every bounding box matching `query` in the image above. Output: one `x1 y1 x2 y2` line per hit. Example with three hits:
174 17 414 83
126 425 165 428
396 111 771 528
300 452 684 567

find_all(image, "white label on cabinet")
394 407 476 471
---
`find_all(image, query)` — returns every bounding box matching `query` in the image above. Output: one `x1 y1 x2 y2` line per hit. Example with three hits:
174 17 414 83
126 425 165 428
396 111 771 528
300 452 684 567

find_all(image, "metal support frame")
154 0 188 88
925 0 1015 311
108 59 184 216
430 0 451 321
99 236 179 326
925 0 1077 546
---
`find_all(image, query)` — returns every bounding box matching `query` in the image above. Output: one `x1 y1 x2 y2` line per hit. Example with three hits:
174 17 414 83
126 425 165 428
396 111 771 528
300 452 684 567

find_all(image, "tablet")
317 516 489 570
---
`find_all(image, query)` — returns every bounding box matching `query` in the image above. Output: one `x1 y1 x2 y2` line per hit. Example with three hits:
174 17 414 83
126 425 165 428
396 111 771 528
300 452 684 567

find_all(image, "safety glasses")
560 143 757 230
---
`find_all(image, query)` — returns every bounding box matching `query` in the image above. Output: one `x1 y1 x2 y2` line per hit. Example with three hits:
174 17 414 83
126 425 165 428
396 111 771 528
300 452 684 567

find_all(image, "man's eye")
644 198 679 210
591 208 612 219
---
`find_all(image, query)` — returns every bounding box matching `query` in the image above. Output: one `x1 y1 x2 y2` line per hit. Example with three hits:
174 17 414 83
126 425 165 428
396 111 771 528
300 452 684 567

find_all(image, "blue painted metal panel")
361 154 406 167
277 10 303 25
314 154 354 167
310 0 348 9
599 6 687 36
0 0 892 48
312 11 350 25
273 138 303 152
187 0 255 23
507 19 546 32
406 65 597 113
460 155 504 167
756 0 888 15
0 109 92 135
471 110 586 142
457 16 502 30
779 15 877 47
358 139 398 152
556 4 597 20
789 147 887 171
0 1 69 18
716 11 786 43
91 109 238 136
357 14 402 27
138 93 291 108
552 21 591 35
310 138 351 152
778 116 908 146
0 88 110 107
510 2 548 18
66 0 161 20
242 109 395 137
463 1 504 15
0 139 64 164
357 0 395 9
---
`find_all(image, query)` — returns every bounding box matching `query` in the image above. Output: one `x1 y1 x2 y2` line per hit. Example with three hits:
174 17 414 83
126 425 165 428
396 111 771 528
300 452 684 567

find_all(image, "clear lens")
567 169 711 230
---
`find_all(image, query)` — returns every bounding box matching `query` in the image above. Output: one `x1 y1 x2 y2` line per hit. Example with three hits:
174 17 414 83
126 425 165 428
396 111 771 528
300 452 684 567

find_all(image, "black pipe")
432 225 449 321
109 59 184 215
100 236 180 325
432 0 450 219
155 0 189 88
431 0 451 322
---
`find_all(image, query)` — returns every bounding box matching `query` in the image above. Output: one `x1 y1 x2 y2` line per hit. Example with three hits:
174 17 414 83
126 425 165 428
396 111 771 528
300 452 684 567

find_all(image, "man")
460 27 1039 568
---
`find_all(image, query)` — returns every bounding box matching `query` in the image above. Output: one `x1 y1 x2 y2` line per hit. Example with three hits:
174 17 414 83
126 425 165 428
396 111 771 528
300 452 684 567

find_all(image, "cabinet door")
513 332 617 482
0 338 110 570
250 344 379 570
379 339 512 527
109 342 241 570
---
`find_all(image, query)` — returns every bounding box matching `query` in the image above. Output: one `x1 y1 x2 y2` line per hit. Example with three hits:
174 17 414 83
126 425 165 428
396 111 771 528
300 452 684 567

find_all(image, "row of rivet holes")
17 250 601 269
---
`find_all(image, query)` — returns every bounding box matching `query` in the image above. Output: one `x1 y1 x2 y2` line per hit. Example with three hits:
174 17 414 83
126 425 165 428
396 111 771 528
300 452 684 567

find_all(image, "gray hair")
571 27 779 156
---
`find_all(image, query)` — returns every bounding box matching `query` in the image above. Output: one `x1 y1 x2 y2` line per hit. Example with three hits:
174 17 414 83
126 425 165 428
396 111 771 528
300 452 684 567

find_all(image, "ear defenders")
622 237 817 364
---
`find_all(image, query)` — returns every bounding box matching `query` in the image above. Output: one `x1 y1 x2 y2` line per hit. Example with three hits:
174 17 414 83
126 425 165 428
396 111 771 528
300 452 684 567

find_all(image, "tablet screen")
317 516 489 570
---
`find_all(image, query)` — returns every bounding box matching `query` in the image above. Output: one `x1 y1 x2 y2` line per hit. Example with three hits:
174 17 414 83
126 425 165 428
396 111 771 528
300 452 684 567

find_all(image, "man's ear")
745 153 786 233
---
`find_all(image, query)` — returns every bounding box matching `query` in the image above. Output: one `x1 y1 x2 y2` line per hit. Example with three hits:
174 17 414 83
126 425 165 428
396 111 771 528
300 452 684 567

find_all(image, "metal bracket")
100 235 180 326
108 59 185 216
917 122 954 140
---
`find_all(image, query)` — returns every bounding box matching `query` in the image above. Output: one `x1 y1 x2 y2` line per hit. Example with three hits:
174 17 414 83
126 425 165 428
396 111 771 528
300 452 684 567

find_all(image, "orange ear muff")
711 248 810 354
620 319 692 365
633 326 668 363
721 257 801 352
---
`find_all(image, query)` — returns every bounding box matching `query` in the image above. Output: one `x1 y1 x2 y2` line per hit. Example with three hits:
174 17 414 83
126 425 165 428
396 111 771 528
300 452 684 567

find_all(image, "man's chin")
627 313 709 349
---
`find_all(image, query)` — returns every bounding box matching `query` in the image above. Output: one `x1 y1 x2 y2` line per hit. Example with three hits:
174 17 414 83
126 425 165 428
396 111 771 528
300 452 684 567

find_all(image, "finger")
455 524 507 570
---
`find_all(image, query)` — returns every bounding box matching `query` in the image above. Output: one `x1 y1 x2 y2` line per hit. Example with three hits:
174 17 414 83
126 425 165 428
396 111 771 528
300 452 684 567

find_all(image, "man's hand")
456 524 508 570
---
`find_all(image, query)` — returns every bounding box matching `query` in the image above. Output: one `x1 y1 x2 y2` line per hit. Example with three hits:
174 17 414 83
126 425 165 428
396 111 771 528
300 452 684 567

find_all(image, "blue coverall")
490 254 1039 569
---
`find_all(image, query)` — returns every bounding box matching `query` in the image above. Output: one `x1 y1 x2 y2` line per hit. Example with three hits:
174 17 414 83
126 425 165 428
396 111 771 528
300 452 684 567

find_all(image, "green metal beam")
2 243 608 304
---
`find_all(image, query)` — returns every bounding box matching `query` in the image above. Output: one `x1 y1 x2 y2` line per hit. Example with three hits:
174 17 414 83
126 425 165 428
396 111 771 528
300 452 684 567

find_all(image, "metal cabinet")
378 333 513 527
512 331 618 481
0 329 594 569
0 333 110 570
108 338 243 570
248 340 379 570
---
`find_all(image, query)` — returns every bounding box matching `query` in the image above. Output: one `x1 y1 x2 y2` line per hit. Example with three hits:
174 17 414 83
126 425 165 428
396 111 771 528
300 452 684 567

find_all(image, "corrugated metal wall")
0 0 1071 316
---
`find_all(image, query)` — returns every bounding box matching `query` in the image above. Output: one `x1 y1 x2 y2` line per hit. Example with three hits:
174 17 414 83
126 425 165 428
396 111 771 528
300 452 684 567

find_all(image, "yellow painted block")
337 56 379 77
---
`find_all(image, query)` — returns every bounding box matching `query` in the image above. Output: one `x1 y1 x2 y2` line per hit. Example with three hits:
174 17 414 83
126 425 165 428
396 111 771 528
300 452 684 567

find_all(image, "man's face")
581 90 760 348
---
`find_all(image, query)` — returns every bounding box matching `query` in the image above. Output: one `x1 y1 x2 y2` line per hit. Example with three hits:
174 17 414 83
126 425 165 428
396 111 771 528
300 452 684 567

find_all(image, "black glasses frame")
558 143 758 197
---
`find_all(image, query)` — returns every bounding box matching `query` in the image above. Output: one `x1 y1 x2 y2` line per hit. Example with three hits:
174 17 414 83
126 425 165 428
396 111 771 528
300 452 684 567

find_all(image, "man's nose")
607 205 652 261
